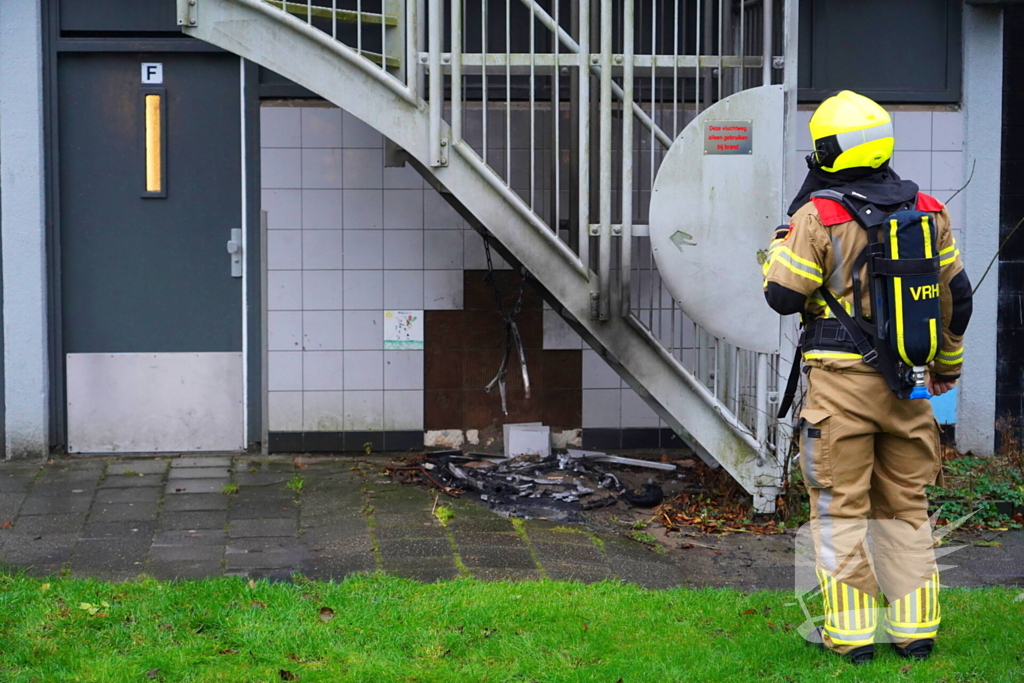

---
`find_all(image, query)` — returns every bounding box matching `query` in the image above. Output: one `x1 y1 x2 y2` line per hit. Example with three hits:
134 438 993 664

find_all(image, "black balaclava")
787 162 920 217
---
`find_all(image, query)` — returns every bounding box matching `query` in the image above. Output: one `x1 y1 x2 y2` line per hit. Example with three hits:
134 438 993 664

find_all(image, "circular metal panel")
649 85 785 354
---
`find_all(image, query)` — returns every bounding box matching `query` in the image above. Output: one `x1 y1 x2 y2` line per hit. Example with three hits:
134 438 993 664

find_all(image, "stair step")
265 0 399 27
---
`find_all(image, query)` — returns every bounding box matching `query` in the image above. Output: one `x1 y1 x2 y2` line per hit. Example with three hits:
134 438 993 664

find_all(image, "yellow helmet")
807 91 894 173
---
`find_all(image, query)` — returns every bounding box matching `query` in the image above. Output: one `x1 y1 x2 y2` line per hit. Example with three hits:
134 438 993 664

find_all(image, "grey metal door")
58 51 245 453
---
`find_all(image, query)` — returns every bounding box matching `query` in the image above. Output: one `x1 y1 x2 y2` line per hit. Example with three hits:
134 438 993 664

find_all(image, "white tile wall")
423 270 463 310
383 271 424 309
263 103 422 435
302 311 344 350
344 391 384 430
302 190 343 229
301 107 342 148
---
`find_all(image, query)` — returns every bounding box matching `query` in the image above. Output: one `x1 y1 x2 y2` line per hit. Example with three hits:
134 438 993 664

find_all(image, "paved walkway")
2 455 1021 588
0 456 684 586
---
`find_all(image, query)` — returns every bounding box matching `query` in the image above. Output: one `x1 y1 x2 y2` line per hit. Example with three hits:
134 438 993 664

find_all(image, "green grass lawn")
1 572 1021 682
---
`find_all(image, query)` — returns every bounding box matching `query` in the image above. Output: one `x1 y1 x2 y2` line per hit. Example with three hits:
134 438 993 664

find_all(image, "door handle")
226 228 242 278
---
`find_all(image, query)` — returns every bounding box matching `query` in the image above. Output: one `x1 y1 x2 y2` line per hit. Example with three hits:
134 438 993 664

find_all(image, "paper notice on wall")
383 310 424 349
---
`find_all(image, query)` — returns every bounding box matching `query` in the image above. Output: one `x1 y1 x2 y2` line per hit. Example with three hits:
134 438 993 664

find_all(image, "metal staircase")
179 0 795 511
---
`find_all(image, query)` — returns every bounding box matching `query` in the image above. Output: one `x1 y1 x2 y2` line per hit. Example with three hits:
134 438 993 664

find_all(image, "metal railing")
257 0 789 447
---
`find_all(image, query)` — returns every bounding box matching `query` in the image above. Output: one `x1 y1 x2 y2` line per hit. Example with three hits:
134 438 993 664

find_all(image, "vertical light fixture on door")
141 62 166 198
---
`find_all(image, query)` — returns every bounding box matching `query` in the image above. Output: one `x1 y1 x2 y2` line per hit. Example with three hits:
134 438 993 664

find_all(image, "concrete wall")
958 5 1003 454
0 1 50 459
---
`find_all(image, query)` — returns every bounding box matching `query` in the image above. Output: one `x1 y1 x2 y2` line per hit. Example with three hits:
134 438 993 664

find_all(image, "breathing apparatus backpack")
777 190 942 419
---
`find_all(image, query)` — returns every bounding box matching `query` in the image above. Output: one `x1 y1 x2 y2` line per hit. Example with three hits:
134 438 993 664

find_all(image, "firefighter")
762 91 973 664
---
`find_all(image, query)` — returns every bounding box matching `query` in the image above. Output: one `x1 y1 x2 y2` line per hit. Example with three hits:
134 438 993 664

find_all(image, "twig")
973 215 1024 295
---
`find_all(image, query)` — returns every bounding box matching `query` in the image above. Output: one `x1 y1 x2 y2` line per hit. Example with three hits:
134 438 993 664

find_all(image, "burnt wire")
482 237 531 414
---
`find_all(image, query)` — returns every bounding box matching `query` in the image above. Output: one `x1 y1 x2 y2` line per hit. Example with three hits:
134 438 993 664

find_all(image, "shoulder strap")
777 336 804 419
810 189 889 230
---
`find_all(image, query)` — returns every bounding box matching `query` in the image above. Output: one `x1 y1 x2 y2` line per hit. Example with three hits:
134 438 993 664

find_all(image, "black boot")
893 639 934 661
806 627 875 664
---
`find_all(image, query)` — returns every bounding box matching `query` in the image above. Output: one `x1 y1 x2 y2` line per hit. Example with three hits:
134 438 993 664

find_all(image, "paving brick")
10 514 87 536
28 482 97 498
98 475 163 489
72 536 151 569
88 502 159 523
470 567 544 581
303 532 374 556
233 473 293 486
161 494 230 512
374 522 446 541
225 541 307 570
448 516 516 533
229 518 298 538
165 479 230 495
1 536 77 565
159 510 228 531
81 522 156 540
378 538 453 561
106 460 170 476
167 467 233 480
150 545 225 563
450 531 526 548
0 493 27 521
93 487 162 506
299 509 366 528
384 565 460 582
457 545 537 570
542 562 614 583
149 560 224 580
525 525 597 546
173 456 232 468
153 529 227 546
18 493 93 516
300 520 372 545
301 552 378 579
531 540 605 566
228 497 298 519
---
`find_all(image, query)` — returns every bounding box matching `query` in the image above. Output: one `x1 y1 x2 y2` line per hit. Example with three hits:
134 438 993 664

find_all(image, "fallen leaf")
319 607 335 622
0 521 13 529
279 670 298 681
901 664 912 674
740 609 757 615
680 543 694 549
248 579 257 589
40 583 50 592
767 622 779 630
763 605 772 615
146 668 160 679
582 623 588 631
250 601 266 610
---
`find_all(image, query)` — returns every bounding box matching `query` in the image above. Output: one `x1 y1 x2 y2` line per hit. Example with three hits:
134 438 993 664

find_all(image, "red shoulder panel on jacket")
811 197 853 226
916 192 945 212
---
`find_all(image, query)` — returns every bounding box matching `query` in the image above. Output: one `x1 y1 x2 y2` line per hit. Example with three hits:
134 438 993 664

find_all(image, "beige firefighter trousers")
799 366 943 654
